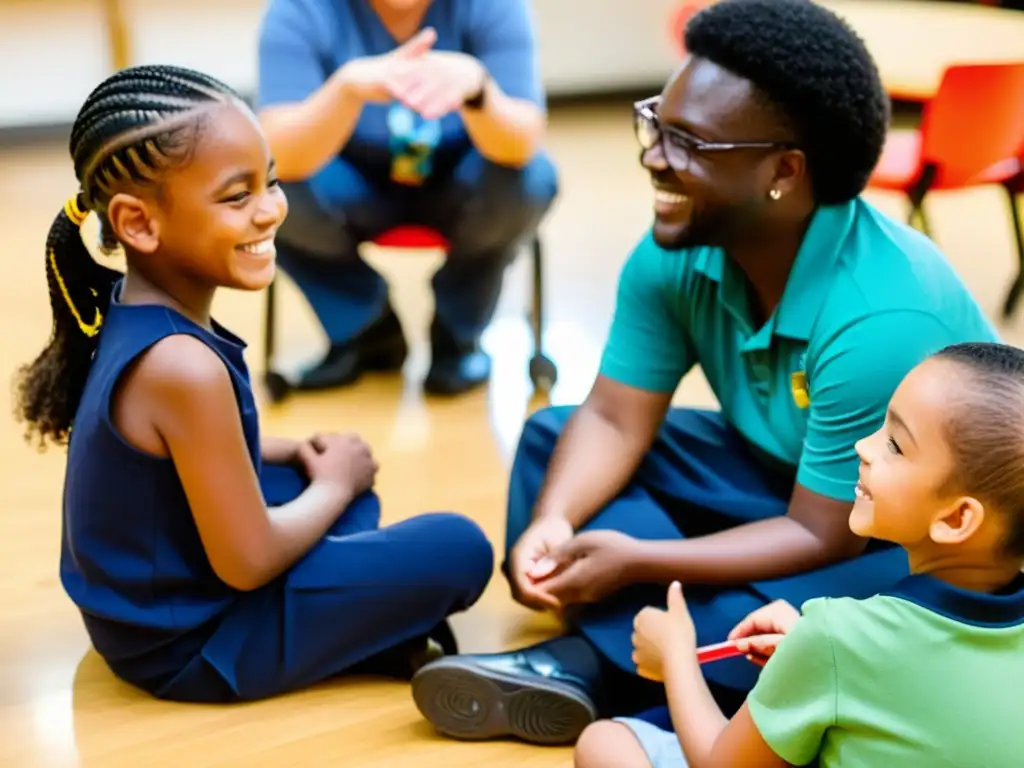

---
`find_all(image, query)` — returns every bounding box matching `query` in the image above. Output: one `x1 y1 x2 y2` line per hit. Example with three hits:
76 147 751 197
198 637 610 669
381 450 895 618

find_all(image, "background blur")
2 0 1023 131
1 1 1022 766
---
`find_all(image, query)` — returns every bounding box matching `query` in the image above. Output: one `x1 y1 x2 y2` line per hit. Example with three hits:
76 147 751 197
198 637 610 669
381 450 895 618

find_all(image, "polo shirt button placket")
751 362 772 398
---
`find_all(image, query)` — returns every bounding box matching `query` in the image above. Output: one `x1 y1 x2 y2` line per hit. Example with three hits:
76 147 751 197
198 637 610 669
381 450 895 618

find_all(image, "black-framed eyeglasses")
634 96 797 171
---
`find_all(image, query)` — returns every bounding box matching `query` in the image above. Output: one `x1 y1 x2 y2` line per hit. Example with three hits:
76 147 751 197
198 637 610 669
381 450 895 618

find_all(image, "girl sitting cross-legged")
15 64 493 703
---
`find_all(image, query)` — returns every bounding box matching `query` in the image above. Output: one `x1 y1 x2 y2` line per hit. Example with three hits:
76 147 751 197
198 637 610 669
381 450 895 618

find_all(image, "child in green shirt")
574 341 1024 768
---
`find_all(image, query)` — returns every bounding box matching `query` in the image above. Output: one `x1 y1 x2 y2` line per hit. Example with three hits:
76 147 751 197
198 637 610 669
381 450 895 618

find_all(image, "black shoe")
359 308 408 372
296 308 407 391
411 646 598 745
423 351 492 395
423 318 491 396
350 620 459 681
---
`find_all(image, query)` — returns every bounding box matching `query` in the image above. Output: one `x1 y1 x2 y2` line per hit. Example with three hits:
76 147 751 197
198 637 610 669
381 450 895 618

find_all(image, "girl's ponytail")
14 193 121 448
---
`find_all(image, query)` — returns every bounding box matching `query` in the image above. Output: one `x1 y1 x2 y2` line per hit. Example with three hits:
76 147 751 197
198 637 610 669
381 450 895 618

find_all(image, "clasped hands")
508 517 799 680
264 433 378 499
338 27 486 120
508 516 651 610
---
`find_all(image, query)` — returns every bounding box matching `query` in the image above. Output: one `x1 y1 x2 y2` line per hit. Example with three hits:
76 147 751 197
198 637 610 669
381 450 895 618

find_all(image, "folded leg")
157 466 494 702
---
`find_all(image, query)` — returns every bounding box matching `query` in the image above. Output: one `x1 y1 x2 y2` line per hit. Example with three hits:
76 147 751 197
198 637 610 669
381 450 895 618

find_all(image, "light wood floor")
1 101 1022 767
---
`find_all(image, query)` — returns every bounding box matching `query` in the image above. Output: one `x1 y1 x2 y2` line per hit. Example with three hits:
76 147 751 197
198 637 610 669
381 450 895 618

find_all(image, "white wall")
0 0 681 130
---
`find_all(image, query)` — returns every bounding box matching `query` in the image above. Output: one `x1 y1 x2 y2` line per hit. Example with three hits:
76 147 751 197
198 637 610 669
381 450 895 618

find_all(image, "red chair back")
372 225 450 251
669 1 713 58
919 62 1024 189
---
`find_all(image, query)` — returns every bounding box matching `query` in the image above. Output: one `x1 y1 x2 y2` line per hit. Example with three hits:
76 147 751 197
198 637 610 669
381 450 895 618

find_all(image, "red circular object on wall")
670 1 712 58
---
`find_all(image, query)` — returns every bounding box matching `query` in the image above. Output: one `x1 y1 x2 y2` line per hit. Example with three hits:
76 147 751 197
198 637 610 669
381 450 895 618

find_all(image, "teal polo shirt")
747 573 1024 766
599 197 999 502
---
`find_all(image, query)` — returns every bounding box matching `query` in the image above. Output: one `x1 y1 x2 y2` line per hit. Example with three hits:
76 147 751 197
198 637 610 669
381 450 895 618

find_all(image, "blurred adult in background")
257 0 557 395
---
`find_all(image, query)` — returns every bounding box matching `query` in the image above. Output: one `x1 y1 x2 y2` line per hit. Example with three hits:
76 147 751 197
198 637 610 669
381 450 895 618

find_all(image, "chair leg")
527 235 557 393
262 279 292 404
530 236 544 354
907 199 932 238
264 278 276 370
1001 185 1024 320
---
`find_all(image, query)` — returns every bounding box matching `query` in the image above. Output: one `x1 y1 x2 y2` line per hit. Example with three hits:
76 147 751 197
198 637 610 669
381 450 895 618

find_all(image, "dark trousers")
153 464 494 702
274 148 558 347
505 406 909 700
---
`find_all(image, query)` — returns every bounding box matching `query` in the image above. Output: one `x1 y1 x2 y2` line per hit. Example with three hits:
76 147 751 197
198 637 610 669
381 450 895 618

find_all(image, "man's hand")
336 28 486 121
387 51 487 120
337 27 437 104
534 530 646 605
507 516 574 611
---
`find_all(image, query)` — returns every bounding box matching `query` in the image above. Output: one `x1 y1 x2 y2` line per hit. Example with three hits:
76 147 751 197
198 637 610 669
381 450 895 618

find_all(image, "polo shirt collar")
692 247 725 281
885 572 1024 628
773 201 856 340
691 200 857 342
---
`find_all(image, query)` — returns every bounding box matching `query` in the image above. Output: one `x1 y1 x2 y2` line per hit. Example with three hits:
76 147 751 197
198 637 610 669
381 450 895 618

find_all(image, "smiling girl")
14 65 493 703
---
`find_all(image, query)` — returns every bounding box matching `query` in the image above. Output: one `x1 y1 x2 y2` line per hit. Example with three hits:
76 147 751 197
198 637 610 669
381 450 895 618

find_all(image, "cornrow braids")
14 64 238 449
934 342 1024 559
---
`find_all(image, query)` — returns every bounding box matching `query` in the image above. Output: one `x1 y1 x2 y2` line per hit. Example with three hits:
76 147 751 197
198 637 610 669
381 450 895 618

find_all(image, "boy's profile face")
849 359 967 547
148 102 288 292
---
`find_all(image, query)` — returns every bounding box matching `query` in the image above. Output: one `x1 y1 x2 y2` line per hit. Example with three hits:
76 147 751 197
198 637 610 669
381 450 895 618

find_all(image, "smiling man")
410 0 1002 747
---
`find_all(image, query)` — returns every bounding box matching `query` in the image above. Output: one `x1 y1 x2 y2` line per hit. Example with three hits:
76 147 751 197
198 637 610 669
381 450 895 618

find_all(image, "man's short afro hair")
684 0 890 205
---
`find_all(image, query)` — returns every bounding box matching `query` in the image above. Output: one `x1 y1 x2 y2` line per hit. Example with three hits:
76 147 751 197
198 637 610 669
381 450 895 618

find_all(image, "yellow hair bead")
51 193 103 337
63 194 89 228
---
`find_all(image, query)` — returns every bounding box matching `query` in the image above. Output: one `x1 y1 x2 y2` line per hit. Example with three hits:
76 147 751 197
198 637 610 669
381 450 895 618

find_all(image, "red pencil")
696 640 746 664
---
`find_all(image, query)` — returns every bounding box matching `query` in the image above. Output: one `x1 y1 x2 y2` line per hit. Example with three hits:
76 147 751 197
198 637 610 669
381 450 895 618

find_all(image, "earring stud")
769 188 782 201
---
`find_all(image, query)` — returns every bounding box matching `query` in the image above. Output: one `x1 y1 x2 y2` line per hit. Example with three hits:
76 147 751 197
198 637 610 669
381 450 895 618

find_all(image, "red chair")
868 62 1024 318
262 226 556 402
668 0 712 58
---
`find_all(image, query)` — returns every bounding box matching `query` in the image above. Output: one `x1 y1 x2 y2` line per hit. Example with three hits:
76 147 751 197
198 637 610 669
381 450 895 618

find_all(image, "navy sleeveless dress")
60 282 493 701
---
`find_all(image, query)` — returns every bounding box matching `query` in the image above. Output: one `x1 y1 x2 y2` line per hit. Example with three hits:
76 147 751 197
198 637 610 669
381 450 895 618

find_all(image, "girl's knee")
575 720 653 768
421 512 494 586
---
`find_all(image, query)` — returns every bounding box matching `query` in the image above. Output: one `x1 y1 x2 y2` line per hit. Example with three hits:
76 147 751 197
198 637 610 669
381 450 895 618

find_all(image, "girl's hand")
727 600 801 666
631 581 696 683
261 435 302 465
298 433 378 499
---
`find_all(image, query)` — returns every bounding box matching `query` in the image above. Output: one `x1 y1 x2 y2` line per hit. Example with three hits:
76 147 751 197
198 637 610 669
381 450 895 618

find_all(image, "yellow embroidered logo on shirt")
791 371 810 409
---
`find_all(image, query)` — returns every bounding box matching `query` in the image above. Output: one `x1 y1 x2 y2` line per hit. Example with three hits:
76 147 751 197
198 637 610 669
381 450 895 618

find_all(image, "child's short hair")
14 65 238 449
934 342 1024 557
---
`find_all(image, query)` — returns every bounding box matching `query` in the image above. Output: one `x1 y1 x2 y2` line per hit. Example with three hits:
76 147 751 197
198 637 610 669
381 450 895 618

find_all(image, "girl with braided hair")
14 64 493 703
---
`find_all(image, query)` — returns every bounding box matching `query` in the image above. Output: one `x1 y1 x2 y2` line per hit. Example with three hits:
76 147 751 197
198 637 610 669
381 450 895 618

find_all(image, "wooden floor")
1 100 1022 767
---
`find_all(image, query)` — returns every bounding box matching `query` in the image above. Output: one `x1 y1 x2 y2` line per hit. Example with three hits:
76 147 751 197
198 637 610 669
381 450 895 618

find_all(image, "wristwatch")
463 68 489 111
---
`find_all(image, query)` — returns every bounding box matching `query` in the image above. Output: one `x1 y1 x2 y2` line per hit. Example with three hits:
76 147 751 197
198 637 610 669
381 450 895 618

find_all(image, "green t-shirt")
747 573 1024 767
599 197 999 502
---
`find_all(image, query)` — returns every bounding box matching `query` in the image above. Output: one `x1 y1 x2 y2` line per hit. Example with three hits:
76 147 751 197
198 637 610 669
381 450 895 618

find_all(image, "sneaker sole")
411 657 597 745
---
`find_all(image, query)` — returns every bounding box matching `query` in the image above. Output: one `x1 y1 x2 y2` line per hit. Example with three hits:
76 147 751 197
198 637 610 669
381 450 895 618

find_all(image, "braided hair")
15 64 239 449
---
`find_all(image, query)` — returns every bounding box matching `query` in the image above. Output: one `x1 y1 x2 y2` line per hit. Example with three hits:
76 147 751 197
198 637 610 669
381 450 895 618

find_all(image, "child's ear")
930 497 985 545
107 192 160 254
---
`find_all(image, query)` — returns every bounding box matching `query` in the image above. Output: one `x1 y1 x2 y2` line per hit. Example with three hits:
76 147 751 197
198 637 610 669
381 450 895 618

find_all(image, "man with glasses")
412 0 999 747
